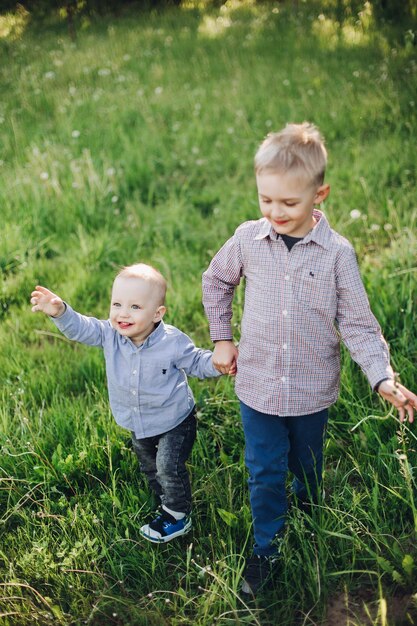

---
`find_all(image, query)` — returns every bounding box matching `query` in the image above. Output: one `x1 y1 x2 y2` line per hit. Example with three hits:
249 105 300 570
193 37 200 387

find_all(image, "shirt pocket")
141 360 173 386
293 270 336 313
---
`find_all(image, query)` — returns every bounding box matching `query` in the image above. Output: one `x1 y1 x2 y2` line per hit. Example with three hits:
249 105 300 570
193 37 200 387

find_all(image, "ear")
314 183 330 205
154 306 166 322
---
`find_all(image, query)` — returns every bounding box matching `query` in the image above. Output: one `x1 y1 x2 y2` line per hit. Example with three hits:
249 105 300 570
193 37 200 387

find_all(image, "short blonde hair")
115 263 167 306
254 122 327 185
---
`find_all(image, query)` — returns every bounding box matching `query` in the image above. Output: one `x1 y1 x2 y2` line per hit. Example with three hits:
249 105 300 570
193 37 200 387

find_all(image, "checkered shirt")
202 210 394 416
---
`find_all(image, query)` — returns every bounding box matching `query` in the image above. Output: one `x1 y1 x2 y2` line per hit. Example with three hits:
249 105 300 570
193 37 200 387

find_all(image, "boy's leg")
287 408 328 509
155 408 197 515
240 401 290 557
131 432 163 501
139 409 196 543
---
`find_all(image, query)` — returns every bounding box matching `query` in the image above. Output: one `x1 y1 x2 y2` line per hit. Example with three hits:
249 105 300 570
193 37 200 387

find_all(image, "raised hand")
30 285 66 318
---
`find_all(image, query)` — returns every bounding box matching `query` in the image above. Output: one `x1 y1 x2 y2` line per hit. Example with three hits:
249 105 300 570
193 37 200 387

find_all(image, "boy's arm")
31 285 106 348
335 248 416 422
174 332 222 379
202 233 243 373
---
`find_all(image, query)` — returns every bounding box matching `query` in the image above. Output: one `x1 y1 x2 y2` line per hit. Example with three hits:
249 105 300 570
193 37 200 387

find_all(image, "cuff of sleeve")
209 324 233 343
367 365 394 392
49 302 71 327
374 378 390 393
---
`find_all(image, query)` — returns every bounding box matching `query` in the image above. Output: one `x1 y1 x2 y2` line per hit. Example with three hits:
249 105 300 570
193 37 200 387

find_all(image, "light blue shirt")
51 305 220 438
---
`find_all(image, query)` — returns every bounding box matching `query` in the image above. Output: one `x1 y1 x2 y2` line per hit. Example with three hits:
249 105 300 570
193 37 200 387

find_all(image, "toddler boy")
202 122 417 596
31 263 221 543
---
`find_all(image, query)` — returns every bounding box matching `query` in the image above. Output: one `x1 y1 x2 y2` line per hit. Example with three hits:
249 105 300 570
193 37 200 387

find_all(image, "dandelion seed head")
44 71 55 79
71 130 80 138
111 195 119 203
350 209 361 219
40 172 49 180
154 86 163 95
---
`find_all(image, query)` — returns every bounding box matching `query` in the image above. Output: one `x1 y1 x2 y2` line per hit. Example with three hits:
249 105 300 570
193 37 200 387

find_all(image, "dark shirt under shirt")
280 234 303 251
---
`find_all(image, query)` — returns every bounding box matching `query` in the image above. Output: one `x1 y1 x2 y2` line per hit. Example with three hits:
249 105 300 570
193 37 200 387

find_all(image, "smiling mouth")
118 322 133 329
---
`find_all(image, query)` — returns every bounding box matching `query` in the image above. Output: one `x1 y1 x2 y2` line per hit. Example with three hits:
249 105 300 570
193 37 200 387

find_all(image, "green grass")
1 2 417 624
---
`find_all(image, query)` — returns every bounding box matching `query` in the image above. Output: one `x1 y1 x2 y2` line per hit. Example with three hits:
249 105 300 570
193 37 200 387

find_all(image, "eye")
113 302 121 307
260 197 271 204
131 304 140 310
284 202 297 207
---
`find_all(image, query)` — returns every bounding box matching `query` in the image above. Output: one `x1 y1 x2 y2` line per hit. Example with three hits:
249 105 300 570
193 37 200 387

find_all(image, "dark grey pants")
131 408 197 514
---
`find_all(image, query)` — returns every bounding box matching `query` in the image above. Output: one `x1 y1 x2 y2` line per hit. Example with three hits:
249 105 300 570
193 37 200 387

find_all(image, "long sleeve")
202 232 244 341
335 246 394 388
50 303 107 348
174 332 221 379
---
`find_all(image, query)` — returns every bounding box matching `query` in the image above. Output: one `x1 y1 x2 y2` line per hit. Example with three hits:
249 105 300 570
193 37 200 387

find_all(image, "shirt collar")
254 210 332 250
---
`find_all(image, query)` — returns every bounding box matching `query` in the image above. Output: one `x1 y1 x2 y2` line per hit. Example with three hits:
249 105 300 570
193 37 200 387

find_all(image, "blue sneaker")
140 510 192 543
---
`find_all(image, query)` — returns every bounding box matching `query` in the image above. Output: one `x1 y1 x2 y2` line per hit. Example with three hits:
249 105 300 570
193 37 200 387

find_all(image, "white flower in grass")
384 223 393 231
227 127 234 134
106 167 116 176
71 130 80 138
154 86 163 95
98 68 111 76
370 223 380 231
283 79 290 86
123 54 131 61
111 195 118 203
350 209 361 219
40 172 49 180
44 71 55 79
265 119 273 127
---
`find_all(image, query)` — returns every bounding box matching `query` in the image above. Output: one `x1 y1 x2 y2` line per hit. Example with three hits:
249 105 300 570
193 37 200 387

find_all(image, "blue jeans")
240 401 328 556
131 408 196 514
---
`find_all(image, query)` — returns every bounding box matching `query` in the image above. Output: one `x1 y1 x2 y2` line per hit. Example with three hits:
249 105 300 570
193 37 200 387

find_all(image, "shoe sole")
139 521 192 543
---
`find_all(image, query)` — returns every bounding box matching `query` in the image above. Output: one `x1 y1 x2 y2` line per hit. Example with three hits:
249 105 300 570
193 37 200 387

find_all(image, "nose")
270 203 286 219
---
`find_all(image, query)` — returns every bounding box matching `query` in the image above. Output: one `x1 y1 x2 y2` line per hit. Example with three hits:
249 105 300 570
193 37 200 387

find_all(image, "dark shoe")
140 510 191 543
240 554 278 597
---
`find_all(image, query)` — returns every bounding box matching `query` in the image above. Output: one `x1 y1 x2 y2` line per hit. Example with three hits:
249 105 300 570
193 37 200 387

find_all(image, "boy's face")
256 170 330 238
110 276 165 346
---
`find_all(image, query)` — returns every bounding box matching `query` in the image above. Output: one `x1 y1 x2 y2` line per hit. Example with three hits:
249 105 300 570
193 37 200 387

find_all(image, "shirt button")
132 370 137 375
283 343 287 350
131 390 136 395
282 310 288 316
281 376 286 382
284 275 290 281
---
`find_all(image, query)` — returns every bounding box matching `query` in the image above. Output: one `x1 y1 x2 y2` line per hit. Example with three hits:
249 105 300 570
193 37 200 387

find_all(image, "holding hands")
31 286 66 318
213 340 238 376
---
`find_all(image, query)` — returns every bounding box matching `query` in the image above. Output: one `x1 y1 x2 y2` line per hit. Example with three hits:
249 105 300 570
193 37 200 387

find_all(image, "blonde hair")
254 122 327 185
115 263 167 306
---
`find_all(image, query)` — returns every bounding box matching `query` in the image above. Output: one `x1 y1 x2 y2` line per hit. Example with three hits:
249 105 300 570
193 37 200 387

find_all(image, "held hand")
30 285 66 318
213 340 238 376
378 380 417 423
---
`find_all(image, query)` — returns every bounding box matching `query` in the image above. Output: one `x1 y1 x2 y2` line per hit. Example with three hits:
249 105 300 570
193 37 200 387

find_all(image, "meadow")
0 1 416 624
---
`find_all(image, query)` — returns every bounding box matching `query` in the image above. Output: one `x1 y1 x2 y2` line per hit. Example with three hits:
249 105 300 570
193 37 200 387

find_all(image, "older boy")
31 263 221 543
202 122 417 596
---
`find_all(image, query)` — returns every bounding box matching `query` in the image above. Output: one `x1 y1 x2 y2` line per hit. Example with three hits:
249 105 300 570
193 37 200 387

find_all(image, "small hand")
378 380 417 423
31 285 66 318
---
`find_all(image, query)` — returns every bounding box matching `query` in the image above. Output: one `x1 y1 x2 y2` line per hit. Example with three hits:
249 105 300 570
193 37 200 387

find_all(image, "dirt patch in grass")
324 589 417 626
